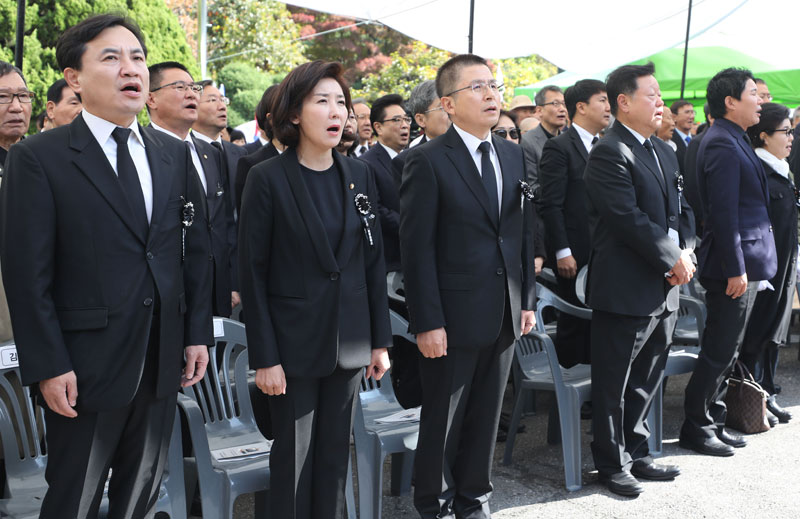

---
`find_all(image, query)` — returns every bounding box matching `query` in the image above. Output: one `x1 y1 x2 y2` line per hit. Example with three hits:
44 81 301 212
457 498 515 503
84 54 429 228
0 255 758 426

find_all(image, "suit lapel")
141 126 173 244
375 144 393 176
734 133 770 204
616 123 667 196
653 141 678 215
568 126 589 162
332 152 358 268
493 135 518 223
443 127 497 227
280 149 339 273
69 114 147 245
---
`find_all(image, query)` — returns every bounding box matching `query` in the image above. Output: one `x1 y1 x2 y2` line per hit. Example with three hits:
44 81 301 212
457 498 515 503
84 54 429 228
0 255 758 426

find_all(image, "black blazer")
238 148 392 376
359 143 401 272
191 136 237 315
399 125 537 349
671 130 689 174
539 125 591 267
235 142 279 216
0 114 213 411
391 134 428 189
683 129 706 236
584 122 684 317
243 139 263 154
696 118 777 282
221 140 246 206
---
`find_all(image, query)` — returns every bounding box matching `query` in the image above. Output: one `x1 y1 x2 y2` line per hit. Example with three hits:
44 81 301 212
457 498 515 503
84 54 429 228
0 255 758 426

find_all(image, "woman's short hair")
271 61 351 149
746 102 790 148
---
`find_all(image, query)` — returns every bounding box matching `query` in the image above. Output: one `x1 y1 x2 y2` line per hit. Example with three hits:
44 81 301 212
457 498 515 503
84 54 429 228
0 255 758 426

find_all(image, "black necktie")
642 138 664 180
478 141 499 220
111 127 149 237
591 136 599 147
359 145 367 155
209 141 226 198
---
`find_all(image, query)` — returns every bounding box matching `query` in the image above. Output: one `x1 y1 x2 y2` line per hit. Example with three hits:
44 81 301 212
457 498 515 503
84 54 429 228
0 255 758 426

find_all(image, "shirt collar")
619 122 648 146
192 130 222 145
453 123 492 154
378 141 399 159
150 121 192 146
572 122 598 151
674 128 691 142
82 109 145 148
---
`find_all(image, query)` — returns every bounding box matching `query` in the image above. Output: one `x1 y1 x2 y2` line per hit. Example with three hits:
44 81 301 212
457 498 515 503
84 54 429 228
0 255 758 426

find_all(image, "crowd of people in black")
0 10 797 519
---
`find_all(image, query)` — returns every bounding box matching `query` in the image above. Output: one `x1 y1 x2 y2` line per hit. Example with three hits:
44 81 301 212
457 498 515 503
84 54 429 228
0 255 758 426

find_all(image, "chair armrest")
177 393 216 474
679 294 706 338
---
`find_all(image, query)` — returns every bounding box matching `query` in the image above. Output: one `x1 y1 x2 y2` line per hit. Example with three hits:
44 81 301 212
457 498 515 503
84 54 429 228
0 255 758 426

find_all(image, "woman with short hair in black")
238 60 392 518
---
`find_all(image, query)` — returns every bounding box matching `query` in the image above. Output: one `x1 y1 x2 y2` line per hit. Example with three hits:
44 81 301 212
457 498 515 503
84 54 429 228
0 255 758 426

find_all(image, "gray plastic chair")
538 267 558 285
672 294 706 346
178 318 270 519
647 345 700 456
386 271 405 305
0 365 47 519
352 310 419 519
502 284 592 491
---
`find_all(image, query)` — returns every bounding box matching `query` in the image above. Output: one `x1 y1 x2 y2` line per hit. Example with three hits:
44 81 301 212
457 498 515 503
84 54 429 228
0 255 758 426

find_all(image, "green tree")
216 61 283 127
207 0 305 77
491 55 558 105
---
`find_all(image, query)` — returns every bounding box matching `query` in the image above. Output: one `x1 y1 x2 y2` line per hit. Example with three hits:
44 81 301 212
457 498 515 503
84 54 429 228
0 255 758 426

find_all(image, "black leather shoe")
630 460 680 481
717 429 747 448
767 396 792 423
679 435 734 457
766 409 779 428
598 471 643 497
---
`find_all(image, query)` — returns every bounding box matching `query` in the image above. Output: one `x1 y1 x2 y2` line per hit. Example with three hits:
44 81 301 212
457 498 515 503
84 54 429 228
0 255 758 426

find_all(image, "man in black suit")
400 54 537 519
352 98 372 157
147 62 236 318
391 79 451 187
360 94 410 273
539 79 609 367
683 103 714 237
670 100 695 174
0 15 212 518
680 68 777 457
0 62 32 171
584 63 695 497
235 85 283 216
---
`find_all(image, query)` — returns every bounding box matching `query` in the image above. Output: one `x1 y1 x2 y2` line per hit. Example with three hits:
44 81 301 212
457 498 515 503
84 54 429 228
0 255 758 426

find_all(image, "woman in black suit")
741 102 795 424
238 61 392 518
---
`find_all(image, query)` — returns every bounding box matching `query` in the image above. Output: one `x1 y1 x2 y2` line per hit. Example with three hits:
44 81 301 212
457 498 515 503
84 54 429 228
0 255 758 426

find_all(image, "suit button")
496 268 504 276
208 223 213 231
146 251 153 260
769 226 773 232
143 298 153 307
498 236 504 244
669 215 676 222
330 272 340 280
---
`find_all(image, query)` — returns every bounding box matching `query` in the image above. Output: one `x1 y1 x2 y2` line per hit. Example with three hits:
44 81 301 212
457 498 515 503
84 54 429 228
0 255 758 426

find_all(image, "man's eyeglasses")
150 81 203 95
355 113 370 121
380 115 412 125
444 80 504 97
541 100 566 109
493 128 520 140
0 91 34 104
423 106 444 114
767 127 793 137
202 96 230 106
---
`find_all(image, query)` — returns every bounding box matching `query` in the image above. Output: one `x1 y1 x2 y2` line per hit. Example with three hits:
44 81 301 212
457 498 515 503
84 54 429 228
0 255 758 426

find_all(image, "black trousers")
267 366 361 519
40 323 176 519
414 308 515 519
590 308 676 476
682 279 758 439
554 272 591 367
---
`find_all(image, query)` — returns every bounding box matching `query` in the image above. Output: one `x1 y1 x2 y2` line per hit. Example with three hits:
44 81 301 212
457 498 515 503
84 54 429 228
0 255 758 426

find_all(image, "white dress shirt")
378 142 399 160
150 122 207 193
82 109 153 222
192 130 222 146
452 123 503 211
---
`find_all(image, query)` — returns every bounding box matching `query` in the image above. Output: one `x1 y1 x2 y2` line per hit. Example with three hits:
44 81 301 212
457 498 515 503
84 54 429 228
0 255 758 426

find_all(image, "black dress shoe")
679 435 734 457
598 471 643 497
767 396 792 423
717 428 747 448
766 409 779 428
630 460 680 481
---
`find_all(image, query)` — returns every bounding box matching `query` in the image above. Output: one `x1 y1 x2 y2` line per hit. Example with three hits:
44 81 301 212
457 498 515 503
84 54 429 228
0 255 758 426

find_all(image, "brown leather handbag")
724 361 770 434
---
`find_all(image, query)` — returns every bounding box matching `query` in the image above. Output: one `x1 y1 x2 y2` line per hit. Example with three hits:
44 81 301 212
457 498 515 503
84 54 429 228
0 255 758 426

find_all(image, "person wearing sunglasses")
740 102 795 426
0 61 33 171
492 110 520 143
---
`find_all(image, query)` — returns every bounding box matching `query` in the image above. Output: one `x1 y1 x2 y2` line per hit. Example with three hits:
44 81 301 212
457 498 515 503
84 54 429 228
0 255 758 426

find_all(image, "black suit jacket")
0 114 213 411
359 143 401 272
238 148 392 376
684 129 706 236
671 130 689 174
391 135 428 189
235 142 279 216
584 122 685 317
243 139 263 154
399 125 537 349
221 140 246 205
539 125 591 266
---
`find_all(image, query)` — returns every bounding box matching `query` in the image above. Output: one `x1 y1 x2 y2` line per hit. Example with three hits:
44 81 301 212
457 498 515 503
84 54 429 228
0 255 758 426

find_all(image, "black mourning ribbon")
209 141 226 198
478 141 499 221
111 127 149 239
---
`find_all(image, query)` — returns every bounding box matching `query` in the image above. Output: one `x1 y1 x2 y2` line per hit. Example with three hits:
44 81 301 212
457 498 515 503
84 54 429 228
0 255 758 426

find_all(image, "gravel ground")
226 341 800 519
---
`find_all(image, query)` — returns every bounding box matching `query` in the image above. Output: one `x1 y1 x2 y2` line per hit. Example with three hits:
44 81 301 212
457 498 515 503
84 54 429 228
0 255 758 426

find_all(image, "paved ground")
229 342 800 518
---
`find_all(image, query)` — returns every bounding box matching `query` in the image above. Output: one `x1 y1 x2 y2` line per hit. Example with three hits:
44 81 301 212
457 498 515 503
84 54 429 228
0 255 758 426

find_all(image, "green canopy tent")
516 47 800 112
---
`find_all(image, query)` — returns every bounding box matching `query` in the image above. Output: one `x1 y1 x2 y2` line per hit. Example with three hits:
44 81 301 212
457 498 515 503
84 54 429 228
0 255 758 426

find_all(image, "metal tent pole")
680 0 693 99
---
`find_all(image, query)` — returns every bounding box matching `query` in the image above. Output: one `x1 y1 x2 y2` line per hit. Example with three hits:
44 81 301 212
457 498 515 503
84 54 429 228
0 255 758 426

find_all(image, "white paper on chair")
211 440 272 462
213 319 224 338
0 345 19 368
374 407 421 424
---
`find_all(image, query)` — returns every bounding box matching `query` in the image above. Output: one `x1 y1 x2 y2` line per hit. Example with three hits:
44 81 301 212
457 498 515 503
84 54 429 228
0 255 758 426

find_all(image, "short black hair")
0 61 26 85
564 79 606 120
229 129 245 142
196 79 214 89
148 61 192 91
56 13 147 71
534 85 562 107
436 54 488 98
670 100 693 116
605 62 655 116
706 67 754 120
746 102 790 148
370 94 405 134
255 84 279 139
408 80 438 117
36 111 47 130
754 78 766 85
47 78 70 104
